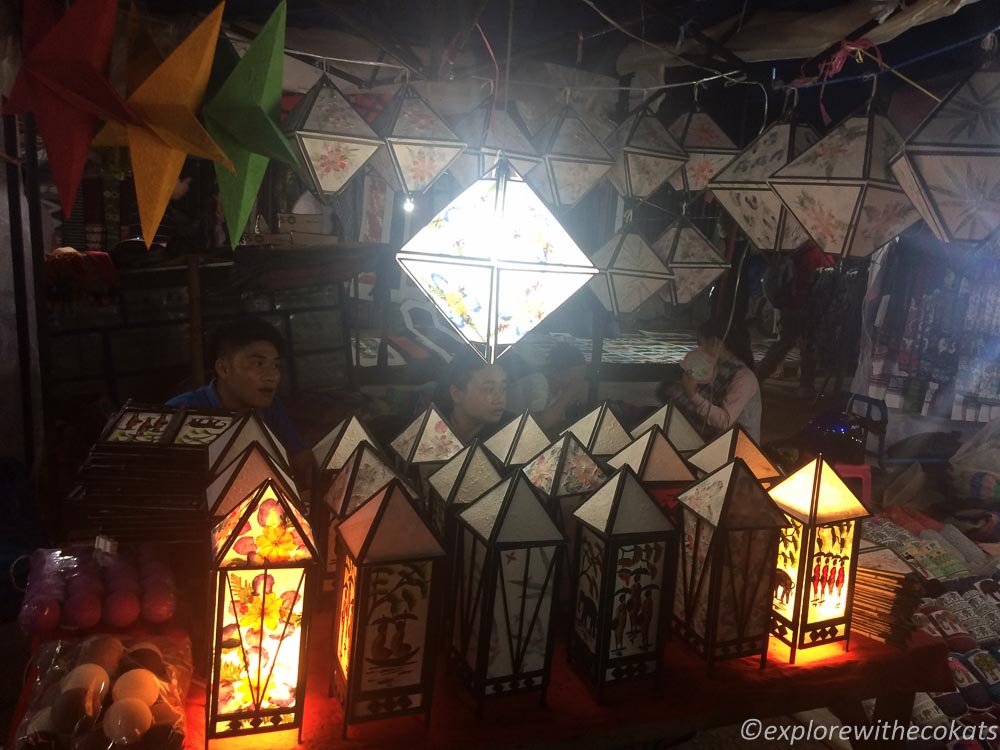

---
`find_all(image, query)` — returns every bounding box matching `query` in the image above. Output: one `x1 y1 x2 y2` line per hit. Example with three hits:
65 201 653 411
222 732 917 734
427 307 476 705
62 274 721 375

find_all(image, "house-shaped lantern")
283 74 382 195
607 426 694 489
560 402 632 460
769 112 920 258
208 478 318 740
523 433 607 524
687 426 782 488
631 403 705 454
390 404 465 495
889 70 1000 246
208 412 289 474
450 472 565 712
768 457 870 664
427 439 503 539
450 99 541 190
333 480 445 734
484 411 550 468
709 120 819 251
651 220 730 306
570 467 676 698
589 231 673 317
313 416 380 475
397 160 597 363
604 96 687 200
673 459 787 670
207 443 299 517
667 110 740 194
527 105 614 207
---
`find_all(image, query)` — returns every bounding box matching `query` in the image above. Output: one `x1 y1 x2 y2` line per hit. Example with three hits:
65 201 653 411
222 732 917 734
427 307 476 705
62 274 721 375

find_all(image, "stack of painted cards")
852 540 925 646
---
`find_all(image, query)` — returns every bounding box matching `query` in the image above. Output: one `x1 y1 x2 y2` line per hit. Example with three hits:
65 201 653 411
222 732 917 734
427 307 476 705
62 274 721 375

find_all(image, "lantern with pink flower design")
208 478 318 741
527 105 614 207
667 110 740 195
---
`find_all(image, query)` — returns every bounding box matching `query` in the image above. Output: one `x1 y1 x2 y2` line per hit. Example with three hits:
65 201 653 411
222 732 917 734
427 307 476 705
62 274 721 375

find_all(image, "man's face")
216 341 281 409
451 364 507 425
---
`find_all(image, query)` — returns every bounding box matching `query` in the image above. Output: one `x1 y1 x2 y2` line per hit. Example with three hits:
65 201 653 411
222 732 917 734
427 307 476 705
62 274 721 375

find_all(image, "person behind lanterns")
166 316 314 487
508 342 589 433
436 348 513 443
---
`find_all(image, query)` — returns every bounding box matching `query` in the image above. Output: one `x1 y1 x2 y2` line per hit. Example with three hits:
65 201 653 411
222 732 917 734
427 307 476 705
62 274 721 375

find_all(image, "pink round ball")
140 573 175 594
68 576 104 599
108 576 142 596
103 591 140 629
140 587 176 624
63 594 102 629
19 598 61 634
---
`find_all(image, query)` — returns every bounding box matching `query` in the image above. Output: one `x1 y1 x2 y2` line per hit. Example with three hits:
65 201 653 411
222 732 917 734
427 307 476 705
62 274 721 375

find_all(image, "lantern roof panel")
523 433 605 498
608 272 671 314
458 475 510 539
631 403 705 452
313 415 379 472
773 115 870 181
609 426 694 484
297 136 380 195
208 411 288 472
390 404 464 465
652 221 728 267
379 86 464 144
908 71 1000 148
548 159 612 206
485 412 550 466
669 111 738 152
560 402 631 457
769 181 861 256
389 141 466 194
711 122 794 185
536 109 613 162
678 459 786 530
688 426 781 484
429 440 502 507
575 466 672 536
630 113 686 156
453 103 538 158
769 458 870 525
340 480 445 563
285 74 379 142
325 442 404 519
208 442 298 516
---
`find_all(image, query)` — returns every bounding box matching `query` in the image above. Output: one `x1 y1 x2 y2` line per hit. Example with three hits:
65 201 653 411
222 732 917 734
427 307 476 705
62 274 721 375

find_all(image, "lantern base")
566 635 660 702
770 617 851 665
670 617 770 672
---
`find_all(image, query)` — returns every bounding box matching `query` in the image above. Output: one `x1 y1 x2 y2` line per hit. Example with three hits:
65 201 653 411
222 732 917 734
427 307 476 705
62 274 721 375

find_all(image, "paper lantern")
769 112 920 258
607 426 695 488
522 433 607 525
373 84 466 197
889 70 1000 246
631 403 705 454
673 459 787 670
605 97 688 200
667 111 740 194
396 160 598 362
389 404 465 496
527 106 614 207
560 402 632 460
650 220 730 305
207 444 299 517
173 411 235 448
313 416 380 474
333 480 445 732
709 121 819 251
687 426 782 488
768 457 870 663
589 231 673 316
450 472 565 711
283 74 382 196
208 413 289 475
570 467 676 697
208 478 317 740
427 439 503 539
484 412 550 468
450 100 541 189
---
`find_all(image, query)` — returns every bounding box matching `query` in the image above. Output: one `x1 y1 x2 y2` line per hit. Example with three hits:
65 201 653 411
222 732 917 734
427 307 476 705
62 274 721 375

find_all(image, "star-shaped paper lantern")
484 411 550 467
5 0 138 216
890 71 1000 246
605 98 687 199
667 111 740 194
92 3 231 246
589 231 672 316
607 425 694 487
450 99 541 190
397 161 598 362
528 106 614 207
687 426 782 488
373 84 466 197
203 2 300 248
631 403 705 454
769 112 920 258
650 220 730 305
283 74 382 196
560 402 632 459
709 121 819 251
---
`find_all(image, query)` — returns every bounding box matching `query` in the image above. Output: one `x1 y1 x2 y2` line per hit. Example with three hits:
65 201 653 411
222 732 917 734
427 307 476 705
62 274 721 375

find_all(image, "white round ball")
111 669 160 706
102 699 152 745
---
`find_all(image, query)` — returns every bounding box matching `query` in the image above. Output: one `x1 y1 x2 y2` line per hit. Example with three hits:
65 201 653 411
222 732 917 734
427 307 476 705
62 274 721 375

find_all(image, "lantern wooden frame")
630 403 705 454
560 401 632 460
426 438 504 541
207 442 299 517
484 411 551 468
607 425 695 489
687 425 782 488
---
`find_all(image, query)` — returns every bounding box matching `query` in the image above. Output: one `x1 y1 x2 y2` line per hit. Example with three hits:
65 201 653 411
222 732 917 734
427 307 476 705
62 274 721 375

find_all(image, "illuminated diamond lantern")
283 74 382 195
373 84 466 196
673 459 787 671
312 416 380 474
528 106 614 207
484 411 551 468
427 439 503 540
687 426 782 489
769 112 920 258
709 121 819 251
208 412 289 474
651 220 730 305
333 480 446 733
605 98 687 199
589 231 673 317
889 70 1000 245
570 467 676 697
607 426 695 489
667 111 740 194
208 478 318 740
523 433 607 526
207 443 299 517
631 403 705 454
768 457 870 664
397 162 598 362
450 99 541 189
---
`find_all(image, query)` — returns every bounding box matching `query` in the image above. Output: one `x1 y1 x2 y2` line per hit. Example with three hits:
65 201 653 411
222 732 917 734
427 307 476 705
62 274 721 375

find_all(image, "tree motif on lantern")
687 426 782 488
631 403 705 454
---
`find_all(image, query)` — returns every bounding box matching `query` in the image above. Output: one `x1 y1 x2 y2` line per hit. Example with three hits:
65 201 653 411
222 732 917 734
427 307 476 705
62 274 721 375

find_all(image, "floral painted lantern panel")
607 426 694 487
333 480 446 730
484 411 550 467
208 412 289 474
208 478 318 740
604 99 687 199
890 71 1000 246
651 220 730 306
673 459 787 670
313 416 380 474
667 111 740 194
571 467 675 696
528 106 614 207
769 113 920 258
427 439 503 538
589 232 672 316
631 403 705 454
560 401 632 459
397 162 598 362
207 443 299 517
687 426 782 488
523 433 607 526
709 121 819 251
450 100 541 189
390 404 464 469
283 74 382 195
768 457 870 663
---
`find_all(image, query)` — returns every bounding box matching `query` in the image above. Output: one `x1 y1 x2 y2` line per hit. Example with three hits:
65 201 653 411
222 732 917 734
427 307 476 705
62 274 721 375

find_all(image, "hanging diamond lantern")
450 98 541 189
605 97 688 199
589 230 673 316
528 105 614 207
651 219 730 305
667 111 740 194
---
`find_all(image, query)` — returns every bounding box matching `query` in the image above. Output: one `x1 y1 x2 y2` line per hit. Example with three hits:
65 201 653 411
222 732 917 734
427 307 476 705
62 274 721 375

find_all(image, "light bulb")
403 195 415 213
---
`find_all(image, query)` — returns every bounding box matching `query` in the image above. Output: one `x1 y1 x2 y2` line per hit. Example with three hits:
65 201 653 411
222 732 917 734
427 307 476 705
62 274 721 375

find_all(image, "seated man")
167 316 314 487
435 349 512 443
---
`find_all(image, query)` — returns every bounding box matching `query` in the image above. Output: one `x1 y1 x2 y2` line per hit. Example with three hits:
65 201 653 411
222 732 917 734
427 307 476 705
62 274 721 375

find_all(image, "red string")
816 38 884 125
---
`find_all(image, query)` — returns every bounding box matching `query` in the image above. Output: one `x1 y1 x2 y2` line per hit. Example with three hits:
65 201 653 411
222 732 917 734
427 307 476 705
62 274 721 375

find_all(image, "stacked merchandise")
851 540 924 646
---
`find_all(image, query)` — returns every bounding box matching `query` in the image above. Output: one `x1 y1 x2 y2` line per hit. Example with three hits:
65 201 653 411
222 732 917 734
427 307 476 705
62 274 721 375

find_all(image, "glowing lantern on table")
312 416 380 475
484 411 550 468
607 426 694 489
687 426 782 488
708 120 819 251
650 220 730 306
889 70 1000 246
631 403 705 454
589 231 673 318
208 478 318 740
522 433 607 525
767 457 870 664
570 467 675 698
605 96 687 200
768 112 920 258
450 472 565 711
667 110 740 194
390 404 465 495
396 160 598 363
527 105 614 207
207 443 299 517
560 402 632 460
672 459 787 670
208 412 289 474
283 74 382 195
332 480 445 733
427 439 503 539
449 99 541 189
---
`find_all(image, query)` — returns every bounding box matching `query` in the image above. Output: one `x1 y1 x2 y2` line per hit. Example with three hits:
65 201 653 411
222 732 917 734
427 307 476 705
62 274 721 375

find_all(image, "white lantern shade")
667 111 740 194
484 411 551 467
313 415 380 473
559 401 632 458
207 442 299 516
528 106 614 207
607 425 694 485
390 404 465 467
687 426 782 488
207 412 289 474
589 232 672 316
450 100 541 190
650 220 730 306
630 403 705 453
605 100 687 199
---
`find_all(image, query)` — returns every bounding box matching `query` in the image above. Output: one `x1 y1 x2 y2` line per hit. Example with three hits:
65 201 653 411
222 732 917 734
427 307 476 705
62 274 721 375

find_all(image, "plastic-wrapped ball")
103 591 140 628
62 664 110 700
26 706 55 735
19 598 61 634
63 594 102 629
149 701 180 727
68 575 104 599
123 643 165 677
140 586 175 624
78 636 124 675
102 699 152 745
52 688 98 734
107 575 142 596
111 668 160 706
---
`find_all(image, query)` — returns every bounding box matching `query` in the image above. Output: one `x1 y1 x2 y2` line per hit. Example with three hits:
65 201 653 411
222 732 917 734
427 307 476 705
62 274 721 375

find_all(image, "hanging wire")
284 47 411 81
474 23 500 130
504 0 515 109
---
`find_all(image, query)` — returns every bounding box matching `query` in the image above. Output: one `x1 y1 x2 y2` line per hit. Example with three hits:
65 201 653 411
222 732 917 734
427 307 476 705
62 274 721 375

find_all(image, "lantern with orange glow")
206 443 299 517
687 426 782 488
767 457 870 664
208 478 318 741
